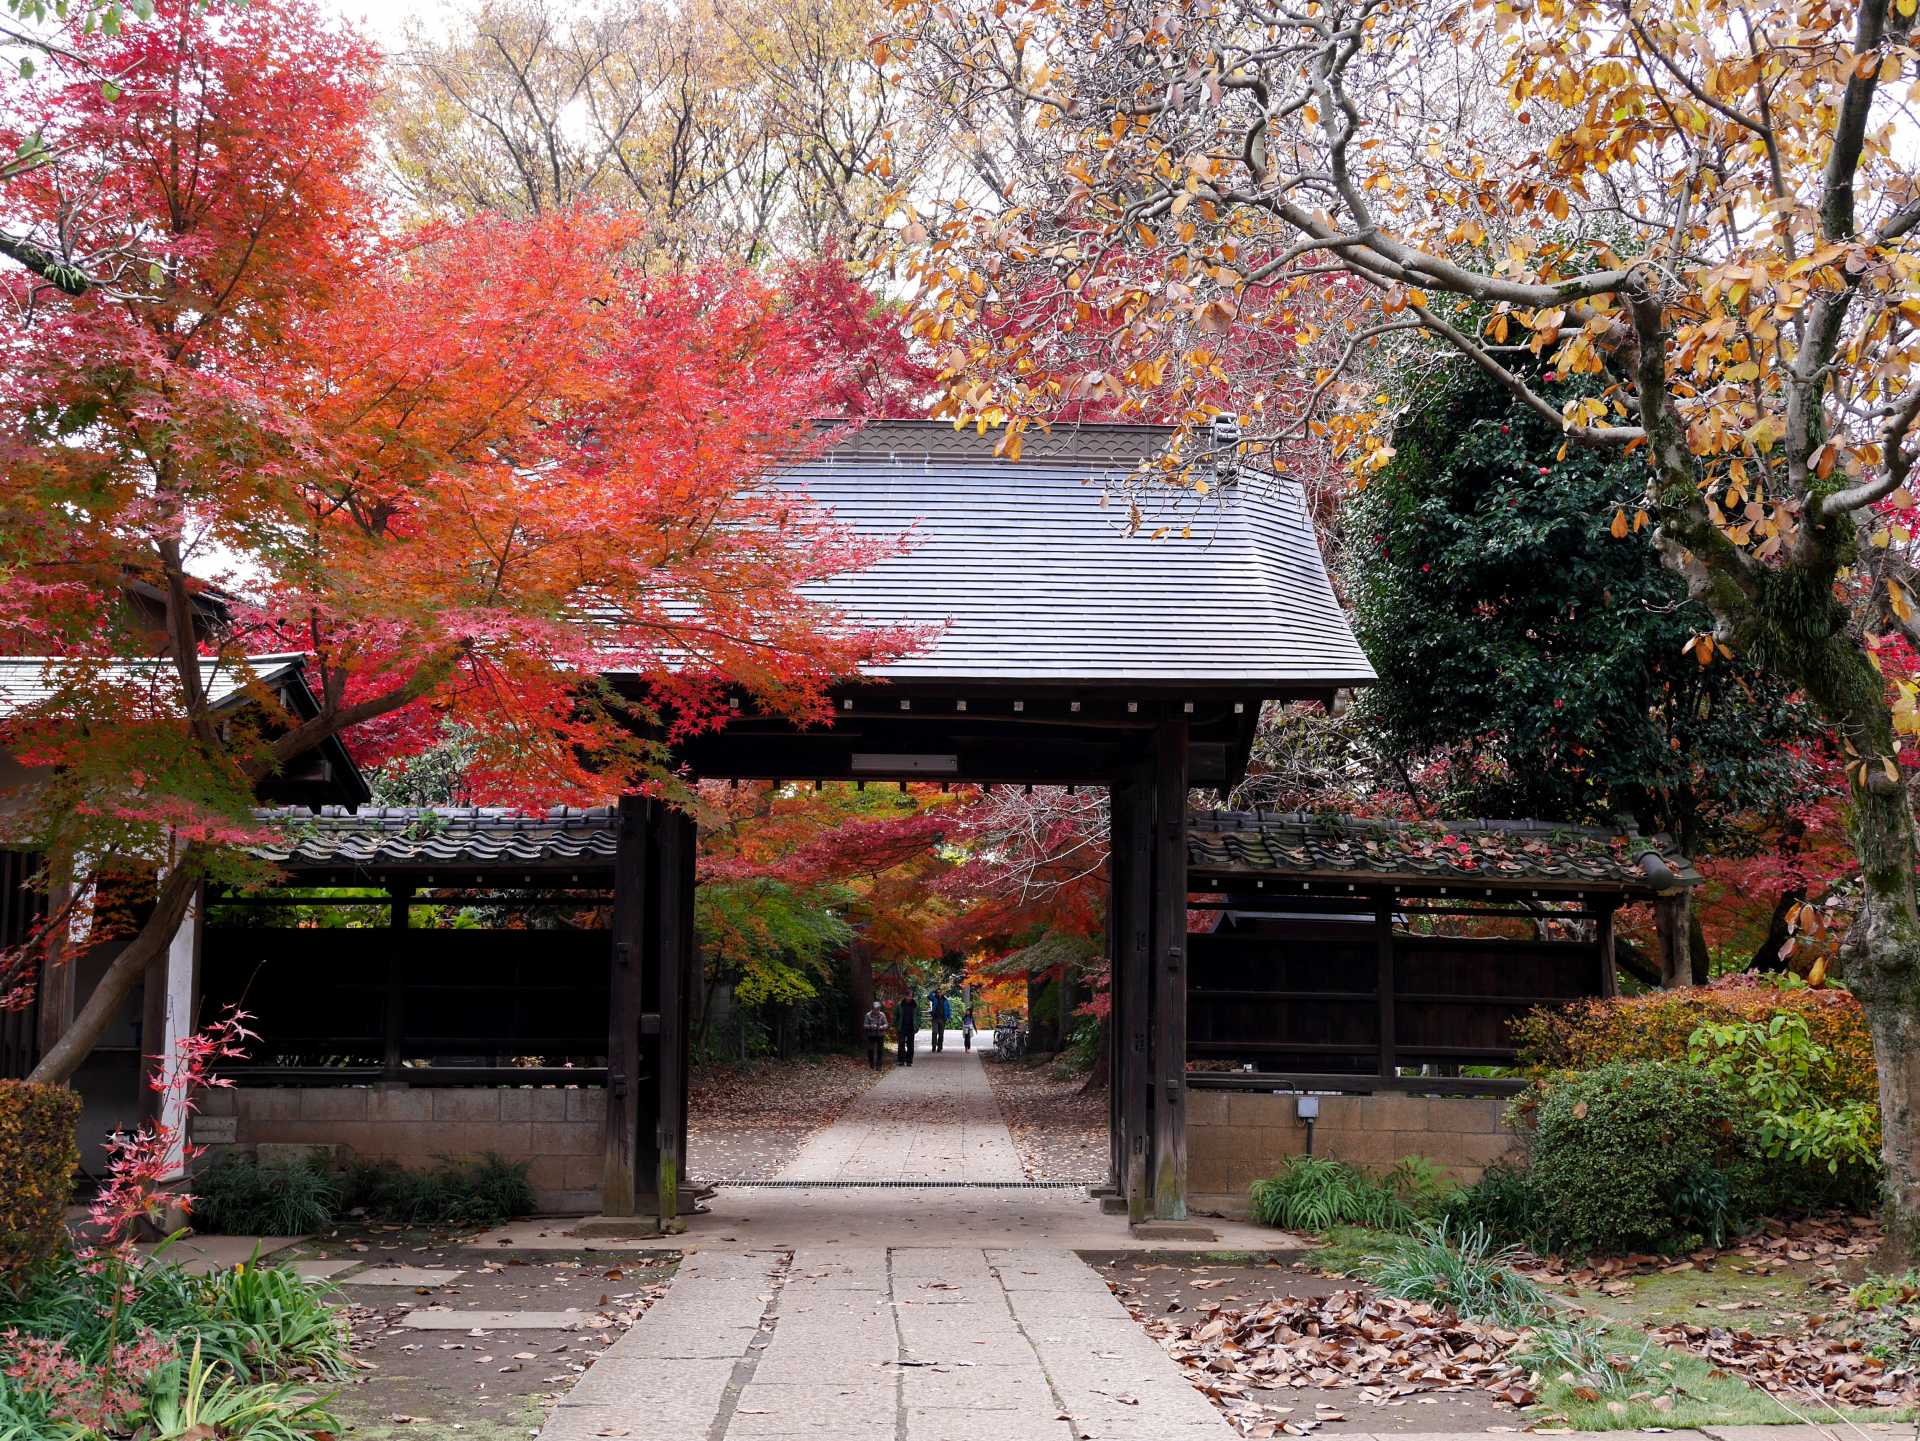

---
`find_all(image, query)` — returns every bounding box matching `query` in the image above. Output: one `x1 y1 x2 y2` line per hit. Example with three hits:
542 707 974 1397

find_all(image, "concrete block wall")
1187 1089 1521 1218
196 1084 607 1214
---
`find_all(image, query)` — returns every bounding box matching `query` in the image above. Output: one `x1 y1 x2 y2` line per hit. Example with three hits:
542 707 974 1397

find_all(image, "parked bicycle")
992 1010 1028 1060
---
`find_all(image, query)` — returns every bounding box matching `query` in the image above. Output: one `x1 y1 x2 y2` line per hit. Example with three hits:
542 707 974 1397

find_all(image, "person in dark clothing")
895 993 919 1066
862 1001 890 1071
929 990 950 1052
961 1006 976 1051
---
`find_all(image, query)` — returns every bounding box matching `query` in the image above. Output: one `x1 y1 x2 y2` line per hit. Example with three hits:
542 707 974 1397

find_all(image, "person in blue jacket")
928 989 951 1052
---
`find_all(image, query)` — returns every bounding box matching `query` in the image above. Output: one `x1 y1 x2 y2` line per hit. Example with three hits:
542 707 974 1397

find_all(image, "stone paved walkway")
538 1246 1236 1440
776 1031 1025 1182
534 1040 1239 1439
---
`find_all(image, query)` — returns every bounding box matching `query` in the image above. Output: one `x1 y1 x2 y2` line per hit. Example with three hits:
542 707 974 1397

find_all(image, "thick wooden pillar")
603 795 653 1217
1110 761 1153 1222
1148 716 1189 1222
1654 891 1691 988
655 808 694 1232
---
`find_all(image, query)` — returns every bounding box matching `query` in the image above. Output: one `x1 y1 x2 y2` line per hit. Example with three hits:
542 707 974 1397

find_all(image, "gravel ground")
686 1052 886 1181
980 1055 1109 1181
286 1230 676 1441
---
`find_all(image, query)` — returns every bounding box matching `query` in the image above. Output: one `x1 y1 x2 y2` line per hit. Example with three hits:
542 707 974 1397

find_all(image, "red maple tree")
0 0 915 1084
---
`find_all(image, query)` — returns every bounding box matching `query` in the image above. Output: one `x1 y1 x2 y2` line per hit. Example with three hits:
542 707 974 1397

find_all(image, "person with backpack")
894 991 919 1067
928 989 951 1052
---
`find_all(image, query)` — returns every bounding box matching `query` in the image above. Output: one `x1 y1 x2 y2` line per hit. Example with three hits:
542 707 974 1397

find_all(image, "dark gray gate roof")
763 421 1375 689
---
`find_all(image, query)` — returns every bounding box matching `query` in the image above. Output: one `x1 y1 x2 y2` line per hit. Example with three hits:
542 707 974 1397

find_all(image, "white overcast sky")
319 0 460 51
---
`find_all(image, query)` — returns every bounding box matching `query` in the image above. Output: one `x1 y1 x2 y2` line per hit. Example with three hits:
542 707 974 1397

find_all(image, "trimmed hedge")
0 1081 81 1287
1513 976 1876 1124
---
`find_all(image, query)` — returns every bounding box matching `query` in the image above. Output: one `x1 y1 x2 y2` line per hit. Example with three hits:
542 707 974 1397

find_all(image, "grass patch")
1530 1317 1902 1430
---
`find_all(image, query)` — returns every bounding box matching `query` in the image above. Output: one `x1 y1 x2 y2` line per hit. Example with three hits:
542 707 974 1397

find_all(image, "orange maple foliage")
0 0 915 1083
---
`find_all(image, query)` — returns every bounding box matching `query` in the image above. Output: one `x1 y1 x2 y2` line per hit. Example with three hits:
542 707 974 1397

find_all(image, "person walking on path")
929 989 950 1052
861 1001 890 1071
961 1005 976 1052
894 992 919 1067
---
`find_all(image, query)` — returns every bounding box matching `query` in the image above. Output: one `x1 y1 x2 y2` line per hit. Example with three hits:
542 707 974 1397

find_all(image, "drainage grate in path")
708 1179 1089 1190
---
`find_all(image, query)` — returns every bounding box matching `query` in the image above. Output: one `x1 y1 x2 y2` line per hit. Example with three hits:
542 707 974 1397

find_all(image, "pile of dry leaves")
1131 1289 1537 1436
980 1057 1108 1182
1523 1214 1881 1290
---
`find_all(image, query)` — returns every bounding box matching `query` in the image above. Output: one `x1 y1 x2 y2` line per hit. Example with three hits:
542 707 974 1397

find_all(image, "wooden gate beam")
602 795 653 1218
1149 717 1190 1221
1111 760 1153 1223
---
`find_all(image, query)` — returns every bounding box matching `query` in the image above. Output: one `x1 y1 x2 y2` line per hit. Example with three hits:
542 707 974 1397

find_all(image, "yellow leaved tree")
882 0 1920 1259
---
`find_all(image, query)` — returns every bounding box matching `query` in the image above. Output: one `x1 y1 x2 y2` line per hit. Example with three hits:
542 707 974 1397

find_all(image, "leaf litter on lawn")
1648 1319 1920 1408
1121 1287 1538 1437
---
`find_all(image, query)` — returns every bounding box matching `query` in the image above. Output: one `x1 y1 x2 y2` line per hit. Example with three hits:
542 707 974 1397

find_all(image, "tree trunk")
1687 908 1712 986
849 943 874 1048
1845 893 1920 1270
29 859 199 1087
1079 1019 1110 1094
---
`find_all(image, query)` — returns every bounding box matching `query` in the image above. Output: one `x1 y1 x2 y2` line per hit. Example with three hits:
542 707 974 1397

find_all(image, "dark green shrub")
1442 1162 1548 1248
193 1151 535 1234
340 1153 535 1227
0 1080 81 1287
193 1152 339 1236
1525 1060 1749 1255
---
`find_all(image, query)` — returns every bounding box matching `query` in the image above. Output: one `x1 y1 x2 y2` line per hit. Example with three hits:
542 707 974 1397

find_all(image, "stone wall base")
195 1084 608 1215
1187 1089 1522 1219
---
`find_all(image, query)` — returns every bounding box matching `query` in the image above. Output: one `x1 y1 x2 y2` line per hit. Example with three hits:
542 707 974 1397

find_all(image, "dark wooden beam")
1376 894 1397 1087
1149 716 1190 1222
384 887 411 1081
1111 761 1153 1223
603 796 652 1218
654 809 694 1233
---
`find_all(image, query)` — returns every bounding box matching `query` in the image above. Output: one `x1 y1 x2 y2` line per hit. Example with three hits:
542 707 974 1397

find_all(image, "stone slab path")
776 1031 1024 1182
535 1043 1239 1439
538 1246 1236 1440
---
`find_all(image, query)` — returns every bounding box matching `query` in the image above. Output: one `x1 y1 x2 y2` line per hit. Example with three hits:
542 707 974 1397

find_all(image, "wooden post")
603 795 652 1218
1653 892 1690 988
1111 760 1153 1222
675 812 697 1193
384 887 411 1081
1102 789 1125 1197
1376 893 1397 1088
1596 903 1620 997
1149 715 1189 1222
654 808 693 1233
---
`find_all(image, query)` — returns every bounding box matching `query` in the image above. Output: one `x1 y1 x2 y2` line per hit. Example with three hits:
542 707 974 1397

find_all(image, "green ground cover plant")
0 1247 346 1438
193 1152 536 1234
1358 1220 1550 1326
1248 1154 1459 1233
